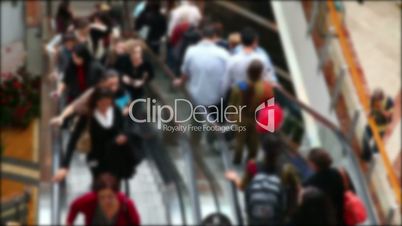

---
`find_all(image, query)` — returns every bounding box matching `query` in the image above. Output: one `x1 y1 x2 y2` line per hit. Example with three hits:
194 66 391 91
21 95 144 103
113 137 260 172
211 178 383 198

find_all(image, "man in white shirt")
174 25 230 107
167 0 202 38
221 27 278 95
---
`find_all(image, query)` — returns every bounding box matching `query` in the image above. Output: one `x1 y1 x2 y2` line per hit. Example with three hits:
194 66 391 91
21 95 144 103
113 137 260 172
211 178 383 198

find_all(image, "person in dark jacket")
304 148 345 226
55 0 74 34
135 1 167 53
55 44 104 102
56 32 77 75
67 173 140 226
291 186 337 226
53 88 137 182
114 43 154 100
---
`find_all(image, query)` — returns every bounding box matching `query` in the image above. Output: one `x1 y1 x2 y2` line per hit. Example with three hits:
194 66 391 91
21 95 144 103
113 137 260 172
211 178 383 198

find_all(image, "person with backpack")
221 27 277 97
66 173 140 226
227 60 274 164
226 134 292 225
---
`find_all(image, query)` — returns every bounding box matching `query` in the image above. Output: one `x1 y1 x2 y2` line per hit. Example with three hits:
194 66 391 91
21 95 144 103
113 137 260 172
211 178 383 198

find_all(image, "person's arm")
263 52 278 84
221 59 234 97
46 34 62 55
173 48 191 87
126 198 141 225
66 193 91 226
50 88 93 126
53 116 87 182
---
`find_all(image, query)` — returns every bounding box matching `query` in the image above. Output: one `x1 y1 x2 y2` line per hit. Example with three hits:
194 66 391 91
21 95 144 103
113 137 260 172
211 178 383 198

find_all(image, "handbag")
76 119 91 154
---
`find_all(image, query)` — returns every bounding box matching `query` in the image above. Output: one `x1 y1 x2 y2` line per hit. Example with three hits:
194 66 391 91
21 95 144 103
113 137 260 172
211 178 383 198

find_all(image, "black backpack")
245 166 284 225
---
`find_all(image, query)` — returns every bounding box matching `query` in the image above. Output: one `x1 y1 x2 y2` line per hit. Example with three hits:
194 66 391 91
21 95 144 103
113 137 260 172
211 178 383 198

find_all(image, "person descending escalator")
135 1 167 54
53 88 139 183
67 173 141 226
114 43 154 101
53 44 104 103
55 0 74 34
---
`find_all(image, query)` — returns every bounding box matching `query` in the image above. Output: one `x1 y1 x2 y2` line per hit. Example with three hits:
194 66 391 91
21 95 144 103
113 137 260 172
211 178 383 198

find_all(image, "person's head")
293 187 337 226
261 133 283 173
145 1 161 13
308 148 333 171
130 44 144 64
97 69 120 93
247 60 264 82
56 0 71 17
201 24 216 40
74 18 90 35
228 32 241 49
241 27 258 48
201 213 232 226
72 44 91 66
92 173 120 209
62 32 77 50
212 22 224 39
371 88 385 110
90 88 115 113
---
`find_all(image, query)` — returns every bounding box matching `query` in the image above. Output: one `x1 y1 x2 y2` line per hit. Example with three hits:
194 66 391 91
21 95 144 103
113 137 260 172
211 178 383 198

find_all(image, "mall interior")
0 1 401 225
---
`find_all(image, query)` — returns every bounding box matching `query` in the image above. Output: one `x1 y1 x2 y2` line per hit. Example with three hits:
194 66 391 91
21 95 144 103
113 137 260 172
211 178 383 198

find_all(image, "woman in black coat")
113 43 154 100
53 88 137 182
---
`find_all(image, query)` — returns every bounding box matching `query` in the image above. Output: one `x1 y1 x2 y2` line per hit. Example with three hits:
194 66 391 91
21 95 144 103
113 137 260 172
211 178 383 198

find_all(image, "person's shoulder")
74 192 97 205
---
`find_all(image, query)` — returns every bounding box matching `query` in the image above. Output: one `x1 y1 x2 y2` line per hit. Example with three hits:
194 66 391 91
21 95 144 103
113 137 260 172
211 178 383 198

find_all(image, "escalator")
40 1 381 225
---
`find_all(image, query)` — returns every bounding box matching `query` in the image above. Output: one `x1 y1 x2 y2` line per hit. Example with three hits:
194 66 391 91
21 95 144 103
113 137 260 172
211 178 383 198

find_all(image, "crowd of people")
48 1 370 225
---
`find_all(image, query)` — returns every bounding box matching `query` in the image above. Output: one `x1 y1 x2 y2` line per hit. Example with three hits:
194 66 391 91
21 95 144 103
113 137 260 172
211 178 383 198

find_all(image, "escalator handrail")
327 0 401 205
146 82 200 225
140 36 380 225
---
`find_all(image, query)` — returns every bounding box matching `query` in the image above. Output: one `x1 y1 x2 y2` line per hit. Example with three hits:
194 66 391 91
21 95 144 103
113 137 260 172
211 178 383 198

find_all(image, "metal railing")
304 1 400 224
0 190 31 225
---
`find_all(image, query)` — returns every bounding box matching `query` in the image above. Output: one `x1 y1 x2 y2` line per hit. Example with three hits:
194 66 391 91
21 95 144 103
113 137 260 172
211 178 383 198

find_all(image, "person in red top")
67 173 140 226
55 44 104 103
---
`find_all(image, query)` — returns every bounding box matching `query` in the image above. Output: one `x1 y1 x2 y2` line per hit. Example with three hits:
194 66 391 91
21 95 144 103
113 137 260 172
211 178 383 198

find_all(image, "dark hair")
212 22 224 38
56 1 71 19
74 18 90 30
98 69 119 83
247 60 264 82
62 32 76 43
261 133 283 173
241 27 258 46
89 88 115 114
370 88 384 107
292 187 337 225
202 24 216 39
201 213 232 226
145 1 161 12
72 44 92 64
308 148 333 170
92 173 120 193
